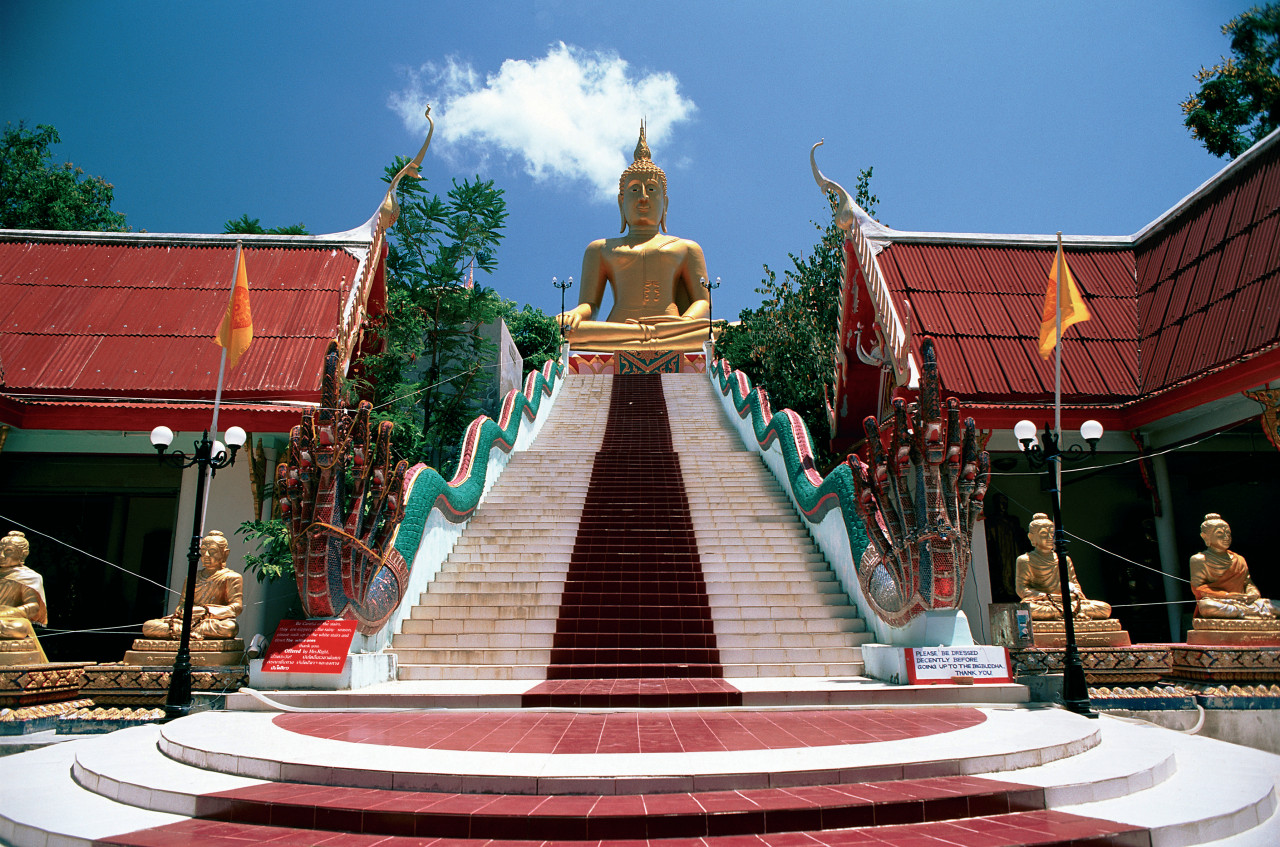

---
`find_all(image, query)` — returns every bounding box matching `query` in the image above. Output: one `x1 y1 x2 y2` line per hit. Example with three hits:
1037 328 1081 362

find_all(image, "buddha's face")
1028 522 1055 554
0 540 26 569
1202 522 1231 553
620 174 666 230
199 535 229 571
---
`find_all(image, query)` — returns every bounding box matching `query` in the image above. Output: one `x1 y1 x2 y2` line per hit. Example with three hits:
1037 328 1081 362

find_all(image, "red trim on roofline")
0 397 311 433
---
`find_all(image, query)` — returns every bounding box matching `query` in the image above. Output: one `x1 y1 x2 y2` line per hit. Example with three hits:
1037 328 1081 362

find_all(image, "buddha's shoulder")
593 234 703 253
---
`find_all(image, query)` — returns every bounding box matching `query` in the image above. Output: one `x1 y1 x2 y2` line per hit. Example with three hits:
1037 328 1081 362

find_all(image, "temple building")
828 127 1280 644
0 220 391 660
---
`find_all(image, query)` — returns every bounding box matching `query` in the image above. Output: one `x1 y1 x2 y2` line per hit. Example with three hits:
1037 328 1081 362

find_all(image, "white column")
1149 452 1183 640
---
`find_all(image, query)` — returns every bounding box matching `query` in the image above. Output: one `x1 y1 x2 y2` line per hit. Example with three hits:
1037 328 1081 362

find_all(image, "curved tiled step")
13 710 1280 846
156 708 1099 795
87 814 1152 847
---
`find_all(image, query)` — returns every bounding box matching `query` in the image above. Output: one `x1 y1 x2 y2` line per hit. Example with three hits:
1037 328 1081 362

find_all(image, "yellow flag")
215 249 253 368
1038 241 1090 359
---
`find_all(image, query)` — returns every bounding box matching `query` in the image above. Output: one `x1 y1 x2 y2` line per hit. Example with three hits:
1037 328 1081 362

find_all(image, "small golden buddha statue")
141 530 244 641
0 530 49 664
1016 513 1112 621
555 124 713 353
1190 514 1277 620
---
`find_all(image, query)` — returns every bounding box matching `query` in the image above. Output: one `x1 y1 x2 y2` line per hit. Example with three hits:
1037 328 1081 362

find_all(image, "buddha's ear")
618 194 627 233
659 196 668 234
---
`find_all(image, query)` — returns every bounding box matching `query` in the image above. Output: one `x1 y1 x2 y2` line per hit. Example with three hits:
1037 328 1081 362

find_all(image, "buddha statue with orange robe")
556 125 713 353
141 530 243 641
0 530 49 664
1190 514 1277 620
1015 513 1113 621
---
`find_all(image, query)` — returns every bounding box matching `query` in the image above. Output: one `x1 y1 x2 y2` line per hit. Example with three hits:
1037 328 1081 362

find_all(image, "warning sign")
905 646 1012 684
261 619 358 674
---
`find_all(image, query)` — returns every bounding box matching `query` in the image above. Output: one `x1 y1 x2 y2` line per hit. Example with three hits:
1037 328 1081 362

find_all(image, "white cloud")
390 43 696 202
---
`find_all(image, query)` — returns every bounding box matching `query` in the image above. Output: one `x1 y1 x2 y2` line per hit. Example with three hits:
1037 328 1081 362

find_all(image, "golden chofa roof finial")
379 106 434 229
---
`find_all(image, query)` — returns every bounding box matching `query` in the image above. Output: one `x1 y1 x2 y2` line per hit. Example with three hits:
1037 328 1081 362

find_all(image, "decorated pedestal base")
1170 643 1280 682
0 662 91 708
1186 619 1280 647
1031 619 1131 648
1010 644 1171 685
0 637 48 667
122 638 246 667
81 663 247 707
567 351 708 375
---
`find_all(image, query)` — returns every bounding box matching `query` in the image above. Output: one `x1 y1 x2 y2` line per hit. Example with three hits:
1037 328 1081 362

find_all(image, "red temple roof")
0 226 386 431
831 127 1280 445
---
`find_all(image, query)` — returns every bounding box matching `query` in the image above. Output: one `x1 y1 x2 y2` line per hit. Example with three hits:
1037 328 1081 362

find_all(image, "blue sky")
0 1 1248 321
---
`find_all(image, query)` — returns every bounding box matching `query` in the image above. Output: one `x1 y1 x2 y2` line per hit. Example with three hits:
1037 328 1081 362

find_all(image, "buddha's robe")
142 567 243 640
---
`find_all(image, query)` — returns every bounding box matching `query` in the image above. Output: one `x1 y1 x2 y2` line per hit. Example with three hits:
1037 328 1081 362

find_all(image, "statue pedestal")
1031 618 1131 648
81 663 247 707
122 638 245 667
0 637 47 667
0 662 91 707
1171 644 1280 683
1009 645 1170 685
1186 619 1280 647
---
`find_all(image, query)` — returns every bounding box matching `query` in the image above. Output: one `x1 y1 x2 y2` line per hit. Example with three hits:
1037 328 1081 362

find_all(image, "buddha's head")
199 530 231 571
618 123 668 233
1200 513 1232 553
0 531 28 568
1027 513 1055 554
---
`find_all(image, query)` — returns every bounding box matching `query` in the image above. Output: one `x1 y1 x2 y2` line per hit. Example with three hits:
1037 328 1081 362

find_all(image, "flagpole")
1054 232 1064 493
202 241 241 532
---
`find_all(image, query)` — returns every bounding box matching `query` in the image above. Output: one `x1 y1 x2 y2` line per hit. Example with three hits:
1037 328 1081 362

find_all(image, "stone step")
714 615 866 631
399 617 559 635
393 647 553 665
392 632 556 649
397 663 547 680
716 632 875 648
410 604 560 619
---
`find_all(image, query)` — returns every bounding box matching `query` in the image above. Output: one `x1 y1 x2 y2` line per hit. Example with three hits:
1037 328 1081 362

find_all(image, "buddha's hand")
628 315 691 325
555 311 583 332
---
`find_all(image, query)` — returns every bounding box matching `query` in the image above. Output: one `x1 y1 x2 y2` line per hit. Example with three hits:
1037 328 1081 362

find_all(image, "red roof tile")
873 240 1138 404
830 131 1280 449
0 233 378 417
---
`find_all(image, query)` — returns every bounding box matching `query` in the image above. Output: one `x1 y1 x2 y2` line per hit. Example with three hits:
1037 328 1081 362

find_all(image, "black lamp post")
149 424 246 719
700 276 721 349
553 276 573 339
1014 418 1104 718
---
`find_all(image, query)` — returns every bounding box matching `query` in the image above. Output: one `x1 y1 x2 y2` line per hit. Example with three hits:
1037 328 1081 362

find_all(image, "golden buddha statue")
0 530 49 664
1190 514 1277 619
1016 514 1112 621
141 530 244 641
555 124 713 352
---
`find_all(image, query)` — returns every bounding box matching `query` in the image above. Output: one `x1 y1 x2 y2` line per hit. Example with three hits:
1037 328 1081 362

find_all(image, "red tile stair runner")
98 777 1150 846
546 373 722 681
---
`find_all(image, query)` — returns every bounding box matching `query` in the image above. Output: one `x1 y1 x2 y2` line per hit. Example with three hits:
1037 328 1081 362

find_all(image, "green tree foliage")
223 213 310 235
716 168 878 472
354 159 509 475
504 303 562 376
1182 4 1280 158
235 518 293 583
0 122 128 231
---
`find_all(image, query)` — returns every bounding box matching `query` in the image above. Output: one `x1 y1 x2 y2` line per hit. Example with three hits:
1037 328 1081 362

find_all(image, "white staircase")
389 370 868 681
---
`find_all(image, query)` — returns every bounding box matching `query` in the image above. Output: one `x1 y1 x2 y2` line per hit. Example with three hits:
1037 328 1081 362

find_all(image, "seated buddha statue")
555 124 713 353
141 530 244 641
1016 513 1113 621
0 530 49 664
1190 514 1277 620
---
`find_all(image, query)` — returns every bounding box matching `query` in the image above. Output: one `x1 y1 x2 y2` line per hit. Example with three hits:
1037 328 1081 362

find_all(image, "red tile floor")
273 708 989 754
